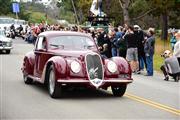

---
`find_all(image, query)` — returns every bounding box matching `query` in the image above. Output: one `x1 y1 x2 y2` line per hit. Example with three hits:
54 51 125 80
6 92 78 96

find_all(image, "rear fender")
22 51 35 75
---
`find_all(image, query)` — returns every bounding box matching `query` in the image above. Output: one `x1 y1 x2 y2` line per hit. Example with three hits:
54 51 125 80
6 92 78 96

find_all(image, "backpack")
117 38 127 51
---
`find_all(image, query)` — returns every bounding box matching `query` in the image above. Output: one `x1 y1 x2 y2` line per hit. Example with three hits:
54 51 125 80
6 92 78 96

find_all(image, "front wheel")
6 50 11 54
47 65 62 98
111 84 127 97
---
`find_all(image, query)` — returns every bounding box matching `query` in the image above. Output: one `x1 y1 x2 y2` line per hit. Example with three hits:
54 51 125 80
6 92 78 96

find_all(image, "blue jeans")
139 56 145 70
146 54 153 76
112 48 118 57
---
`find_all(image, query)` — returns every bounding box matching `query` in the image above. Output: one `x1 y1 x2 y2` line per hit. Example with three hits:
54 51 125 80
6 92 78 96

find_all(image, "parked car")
22 31 133 98
0 30 13 54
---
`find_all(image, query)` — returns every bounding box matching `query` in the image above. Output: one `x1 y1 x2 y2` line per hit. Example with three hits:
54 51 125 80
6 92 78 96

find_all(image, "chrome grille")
86 53 103 80
0 41 8 46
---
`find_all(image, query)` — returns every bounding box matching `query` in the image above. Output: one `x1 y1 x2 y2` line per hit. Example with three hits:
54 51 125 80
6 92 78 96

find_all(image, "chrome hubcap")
113 87 120 91
49 70 55 95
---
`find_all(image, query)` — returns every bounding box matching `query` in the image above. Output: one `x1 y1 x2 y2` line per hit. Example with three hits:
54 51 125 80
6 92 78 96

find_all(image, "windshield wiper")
50 44 64 49
84 45 94 49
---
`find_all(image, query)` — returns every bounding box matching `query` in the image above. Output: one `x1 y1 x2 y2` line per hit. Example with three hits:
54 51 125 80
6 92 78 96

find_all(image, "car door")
34 36 50 78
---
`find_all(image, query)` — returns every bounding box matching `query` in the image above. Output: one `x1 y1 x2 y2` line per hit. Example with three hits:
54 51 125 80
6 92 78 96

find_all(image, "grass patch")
154 37 171 72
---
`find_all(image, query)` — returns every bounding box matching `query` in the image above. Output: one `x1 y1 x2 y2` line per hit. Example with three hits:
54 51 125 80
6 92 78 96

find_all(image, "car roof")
39 31 92 38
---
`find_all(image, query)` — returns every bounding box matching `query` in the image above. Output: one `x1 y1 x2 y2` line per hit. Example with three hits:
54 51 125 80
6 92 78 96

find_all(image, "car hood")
49 49 99 59
0 36 12 42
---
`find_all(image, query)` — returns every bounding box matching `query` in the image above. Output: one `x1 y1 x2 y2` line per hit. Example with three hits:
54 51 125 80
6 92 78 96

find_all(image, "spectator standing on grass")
124 26 139 73
144 28 155 76
173 30 180 66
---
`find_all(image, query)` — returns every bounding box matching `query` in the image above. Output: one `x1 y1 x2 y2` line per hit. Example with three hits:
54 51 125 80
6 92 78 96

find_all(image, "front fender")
112 57 132 74
105 57 132 76
43 56 67 82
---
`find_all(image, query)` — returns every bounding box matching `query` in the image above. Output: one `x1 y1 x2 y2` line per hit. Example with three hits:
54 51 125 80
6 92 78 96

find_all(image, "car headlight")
107 61 117 73
70 61 81 73
6 42 12 47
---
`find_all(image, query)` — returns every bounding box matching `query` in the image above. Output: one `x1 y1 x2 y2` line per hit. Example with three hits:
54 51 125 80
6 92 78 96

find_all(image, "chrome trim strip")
57 79 133 83
104 80 133 83
57 79 89 83
28 75 43 83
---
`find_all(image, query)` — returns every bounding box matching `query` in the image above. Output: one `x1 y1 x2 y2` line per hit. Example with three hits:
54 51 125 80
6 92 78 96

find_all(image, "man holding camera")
160 50 180 82
173 30 180 66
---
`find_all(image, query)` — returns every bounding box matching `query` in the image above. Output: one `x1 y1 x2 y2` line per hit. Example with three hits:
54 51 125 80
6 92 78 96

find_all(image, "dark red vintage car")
22 31 133 98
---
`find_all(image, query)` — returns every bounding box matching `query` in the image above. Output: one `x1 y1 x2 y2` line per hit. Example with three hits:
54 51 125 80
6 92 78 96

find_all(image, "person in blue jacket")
170 31 177 50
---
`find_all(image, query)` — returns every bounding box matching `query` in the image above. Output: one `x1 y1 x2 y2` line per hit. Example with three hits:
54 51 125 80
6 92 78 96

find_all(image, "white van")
0 17 15 30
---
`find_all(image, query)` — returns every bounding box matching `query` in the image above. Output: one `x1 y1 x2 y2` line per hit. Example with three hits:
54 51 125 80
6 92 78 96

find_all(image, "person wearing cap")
144 28 155 76
134 25 146 73
160 50 180 82
173 31 180 66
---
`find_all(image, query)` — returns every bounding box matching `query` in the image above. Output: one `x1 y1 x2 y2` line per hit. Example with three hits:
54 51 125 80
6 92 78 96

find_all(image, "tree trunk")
71 0 79 25
161 12 168 41
119 0 130 25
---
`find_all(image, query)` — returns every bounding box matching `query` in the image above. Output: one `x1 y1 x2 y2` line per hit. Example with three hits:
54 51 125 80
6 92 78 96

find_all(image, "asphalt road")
0 38 180 120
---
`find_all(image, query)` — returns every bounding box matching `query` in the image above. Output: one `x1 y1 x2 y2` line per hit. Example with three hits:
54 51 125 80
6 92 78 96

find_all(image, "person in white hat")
160 50 180 82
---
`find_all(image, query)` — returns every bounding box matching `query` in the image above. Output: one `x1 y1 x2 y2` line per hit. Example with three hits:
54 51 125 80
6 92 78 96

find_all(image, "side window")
36 37 46 50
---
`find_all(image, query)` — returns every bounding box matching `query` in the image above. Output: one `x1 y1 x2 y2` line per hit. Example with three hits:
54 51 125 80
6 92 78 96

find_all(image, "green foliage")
18 3 30 21
56 0 75 23
28 11 55 24
146 0 176 14
28 12 45 23
76 0 92 23
129 0 149 18
59 9 75 23
103 0 123 26
154 37 171 71
0 0 12 15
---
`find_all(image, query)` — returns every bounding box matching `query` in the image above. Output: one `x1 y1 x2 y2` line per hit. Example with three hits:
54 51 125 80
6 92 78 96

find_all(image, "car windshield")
49 36 97 50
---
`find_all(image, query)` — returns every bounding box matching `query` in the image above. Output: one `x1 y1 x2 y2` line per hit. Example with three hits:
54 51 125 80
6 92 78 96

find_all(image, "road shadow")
27 81 121 100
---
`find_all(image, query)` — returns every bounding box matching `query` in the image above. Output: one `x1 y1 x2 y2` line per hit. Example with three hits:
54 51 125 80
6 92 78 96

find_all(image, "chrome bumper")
0 46 13 50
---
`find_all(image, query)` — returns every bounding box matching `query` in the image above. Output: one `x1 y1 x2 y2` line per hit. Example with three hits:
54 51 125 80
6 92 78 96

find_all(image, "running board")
28 75 43 83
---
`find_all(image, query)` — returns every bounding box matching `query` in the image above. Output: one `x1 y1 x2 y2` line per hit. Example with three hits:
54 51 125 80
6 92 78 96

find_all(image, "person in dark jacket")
144 28 155 76
124 26 139 73
134 25 146 73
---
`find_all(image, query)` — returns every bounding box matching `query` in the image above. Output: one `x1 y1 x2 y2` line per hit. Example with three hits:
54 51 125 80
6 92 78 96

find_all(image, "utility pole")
71 0 79 25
